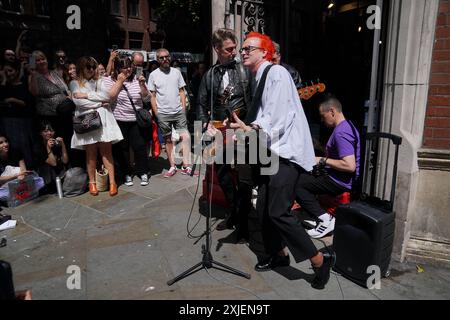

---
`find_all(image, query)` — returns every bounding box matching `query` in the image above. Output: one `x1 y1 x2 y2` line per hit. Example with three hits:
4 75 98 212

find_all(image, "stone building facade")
211 0 450 266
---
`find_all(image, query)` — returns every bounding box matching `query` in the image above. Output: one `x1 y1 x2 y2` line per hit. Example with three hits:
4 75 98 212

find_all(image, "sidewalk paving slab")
1 165 450 300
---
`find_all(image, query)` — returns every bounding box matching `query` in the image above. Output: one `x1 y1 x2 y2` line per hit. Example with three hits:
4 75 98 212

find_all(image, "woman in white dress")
70 57 123 197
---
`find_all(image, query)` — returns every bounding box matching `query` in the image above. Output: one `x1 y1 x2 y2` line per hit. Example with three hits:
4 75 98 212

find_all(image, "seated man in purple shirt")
295 94 360 238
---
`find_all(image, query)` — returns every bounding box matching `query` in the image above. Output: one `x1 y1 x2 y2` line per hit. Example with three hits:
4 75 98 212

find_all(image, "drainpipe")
367 0 383 134
225 0 231 29
362 0 383 194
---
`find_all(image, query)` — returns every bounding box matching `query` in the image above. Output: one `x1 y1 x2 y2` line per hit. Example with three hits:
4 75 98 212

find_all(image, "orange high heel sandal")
89 182 99 196
109 183 118 197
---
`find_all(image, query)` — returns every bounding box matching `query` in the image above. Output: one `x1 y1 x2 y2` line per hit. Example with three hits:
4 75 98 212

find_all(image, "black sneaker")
255 254 290 272
311 250 336 290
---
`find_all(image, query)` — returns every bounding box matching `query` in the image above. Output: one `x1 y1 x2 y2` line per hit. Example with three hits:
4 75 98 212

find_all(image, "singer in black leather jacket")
197 29 256 241
197 61 254 125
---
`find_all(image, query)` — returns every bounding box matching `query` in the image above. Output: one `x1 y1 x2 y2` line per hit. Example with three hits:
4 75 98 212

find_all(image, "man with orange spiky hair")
227 32 335 290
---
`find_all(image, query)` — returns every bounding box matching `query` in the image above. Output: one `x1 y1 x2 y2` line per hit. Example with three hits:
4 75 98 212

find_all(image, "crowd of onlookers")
0 46 207 205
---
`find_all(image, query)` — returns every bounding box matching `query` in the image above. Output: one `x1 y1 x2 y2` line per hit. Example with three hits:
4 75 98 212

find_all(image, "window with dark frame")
35 0 50 16
0 0 24 13
127 0 140 18
129 31 143 49
110 0 122 15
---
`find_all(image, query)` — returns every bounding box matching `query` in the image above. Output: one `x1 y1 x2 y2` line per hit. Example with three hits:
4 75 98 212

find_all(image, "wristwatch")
319 157 328 166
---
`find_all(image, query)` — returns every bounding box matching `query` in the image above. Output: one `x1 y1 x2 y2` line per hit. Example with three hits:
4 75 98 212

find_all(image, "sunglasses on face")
158 55 171 61
86 65 96 70
239 46 263 54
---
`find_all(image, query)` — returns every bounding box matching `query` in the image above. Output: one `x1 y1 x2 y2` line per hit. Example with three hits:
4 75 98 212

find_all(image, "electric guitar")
299 81 326 100
220 85 245 123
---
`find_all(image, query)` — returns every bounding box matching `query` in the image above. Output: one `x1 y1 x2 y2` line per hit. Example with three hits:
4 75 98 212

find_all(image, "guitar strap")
245 64 274 124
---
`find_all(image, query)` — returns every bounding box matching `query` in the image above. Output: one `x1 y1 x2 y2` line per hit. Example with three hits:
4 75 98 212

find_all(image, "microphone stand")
167 62 251 286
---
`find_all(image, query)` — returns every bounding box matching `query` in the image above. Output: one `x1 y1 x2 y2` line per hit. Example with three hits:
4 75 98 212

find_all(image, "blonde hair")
31 50 47 60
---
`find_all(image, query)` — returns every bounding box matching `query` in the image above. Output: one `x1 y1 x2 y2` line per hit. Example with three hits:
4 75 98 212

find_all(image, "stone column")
211 0 227 62
380 0 440 262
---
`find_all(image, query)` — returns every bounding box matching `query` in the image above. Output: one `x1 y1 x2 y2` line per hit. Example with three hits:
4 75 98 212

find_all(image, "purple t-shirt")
326 120 360 190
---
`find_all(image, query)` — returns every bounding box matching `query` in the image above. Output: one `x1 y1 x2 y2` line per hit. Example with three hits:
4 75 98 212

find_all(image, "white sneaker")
124 175 134 186
140 174 149 186
307 214 335 238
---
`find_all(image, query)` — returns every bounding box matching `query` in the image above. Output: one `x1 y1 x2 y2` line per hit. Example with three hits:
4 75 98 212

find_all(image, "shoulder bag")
122 84 152 129
72 81 102 134
73 111 102 134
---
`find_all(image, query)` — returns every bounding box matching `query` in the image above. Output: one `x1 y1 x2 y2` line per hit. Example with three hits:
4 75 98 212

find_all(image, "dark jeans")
295 173 349 219
257 160 318 263
114 121 149 177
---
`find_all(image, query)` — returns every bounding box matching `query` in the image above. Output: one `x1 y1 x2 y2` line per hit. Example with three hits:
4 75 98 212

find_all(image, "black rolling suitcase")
332 132 402 288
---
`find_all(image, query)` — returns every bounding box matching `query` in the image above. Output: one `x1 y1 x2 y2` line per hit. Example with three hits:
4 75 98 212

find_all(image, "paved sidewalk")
0 156 449 300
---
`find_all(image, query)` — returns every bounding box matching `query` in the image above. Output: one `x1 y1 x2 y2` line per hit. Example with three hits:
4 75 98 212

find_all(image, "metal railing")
226 0 265 45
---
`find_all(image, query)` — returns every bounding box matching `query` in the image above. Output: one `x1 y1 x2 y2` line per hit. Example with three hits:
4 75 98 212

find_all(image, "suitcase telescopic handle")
366 132 402 146
364 132 402 211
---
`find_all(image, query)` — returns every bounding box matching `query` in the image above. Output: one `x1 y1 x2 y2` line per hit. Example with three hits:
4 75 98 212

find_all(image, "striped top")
103 76 148 122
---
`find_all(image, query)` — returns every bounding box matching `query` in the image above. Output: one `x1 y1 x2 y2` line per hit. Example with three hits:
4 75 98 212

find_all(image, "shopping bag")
151 119 161 158
7 175 39 208
95 166 109 192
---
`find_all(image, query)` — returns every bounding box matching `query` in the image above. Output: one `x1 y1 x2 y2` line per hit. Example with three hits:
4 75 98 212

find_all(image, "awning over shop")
148 51 203 63
113 49 204 64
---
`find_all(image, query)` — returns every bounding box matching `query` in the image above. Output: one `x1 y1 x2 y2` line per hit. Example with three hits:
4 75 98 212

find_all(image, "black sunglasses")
86 65 96 70
239 46 264 54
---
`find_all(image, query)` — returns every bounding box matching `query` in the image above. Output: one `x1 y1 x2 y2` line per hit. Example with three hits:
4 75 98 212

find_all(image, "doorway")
263 0 387 145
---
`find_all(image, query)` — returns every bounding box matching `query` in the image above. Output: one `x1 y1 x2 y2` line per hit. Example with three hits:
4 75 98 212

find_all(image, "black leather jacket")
197 62 255 124
281 62 302 89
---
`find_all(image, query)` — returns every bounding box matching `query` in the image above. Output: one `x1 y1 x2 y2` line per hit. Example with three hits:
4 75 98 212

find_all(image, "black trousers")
295 173 349 219
114 121 149 177
257 160 318 263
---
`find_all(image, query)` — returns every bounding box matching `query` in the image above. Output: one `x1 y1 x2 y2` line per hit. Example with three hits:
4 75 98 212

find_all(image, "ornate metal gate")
225 0 265 45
